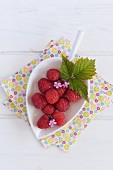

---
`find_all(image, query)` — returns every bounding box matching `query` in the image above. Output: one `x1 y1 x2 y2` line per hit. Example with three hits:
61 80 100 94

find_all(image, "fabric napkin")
1 39 113 152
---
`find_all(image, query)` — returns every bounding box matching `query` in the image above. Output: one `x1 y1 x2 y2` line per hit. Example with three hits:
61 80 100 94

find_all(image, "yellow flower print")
91 104 97 110
23 84 27 90
77 132 81 137
51 48 58 54
42 137 48 140
85 102 89 107
3 80 8 84
47 42 51 48
48 138 54 144
101 83 105 88
105 99 110 105
6 92 10 96
91 114 96 119
17 113 22 118
44 55 50 59
9 82 14 88
23 67 29 73
64 144 70 150
15 86 21 92
90 94 96 100
59 39 64 45
98 96 104 101
71 128 75 133
76 118 82 124
31 60 36 65
22 107 26 113
24 77 28 83
63 134 71 142
72 140 76 144
65 42 71 48
87 119 91 123
18 97 23 103
16 75 22 81
83 112 89 117
106 91 112 96
55 131 61 137
10 103 15 108
16 105 20 110
94 86 99 92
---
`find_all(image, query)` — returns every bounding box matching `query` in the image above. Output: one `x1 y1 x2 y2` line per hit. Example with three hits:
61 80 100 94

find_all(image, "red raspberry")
56 87 66 97
47 69 60 81
56 97 70 112
42 104 55 115
32 93 47 109
38 78 53 93
67 89 81 102
53 111 66 126
45 88 59 104
37 115 49 129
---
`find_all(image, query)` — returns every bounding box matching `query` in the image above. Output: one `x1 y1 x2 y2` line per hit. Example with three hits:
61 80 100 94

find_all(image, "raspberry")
67 89 81 102
47 69 60 81
32 93 47 109
45 88 59 104
56 87 66 97
42 104 55 115
56 97 70 112
38 78 53 93
53 111 66 126
37 115 49 129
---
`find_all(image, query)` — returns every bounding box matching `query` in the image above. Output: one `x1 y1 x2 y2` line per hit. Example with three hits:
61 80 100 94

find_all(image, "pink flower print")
62 81 70 88
15 82 18 86
61 130 65 133
82 107 86 111
97 107 100 110
12 79 16 82
90 111 93 114
21 90 24 94
58 50 61 54
84 124 87 128
14 91 17 95
82 118 86 123
7 89 10 93
62 141 66 144
52 134 55 138
95 99 98 103
104 87 108 90
49 119 57 127
27 63 30 66
90 86 93 89
54 82 62 89
90 80 93 84
80 115 83 118
96 93 99 96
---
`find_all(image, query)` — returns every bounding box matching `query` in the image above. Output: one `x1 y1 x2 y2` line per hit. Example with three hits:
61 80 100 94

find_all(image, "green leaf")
59 55 74 81
69 78 89 102
74 57 96 80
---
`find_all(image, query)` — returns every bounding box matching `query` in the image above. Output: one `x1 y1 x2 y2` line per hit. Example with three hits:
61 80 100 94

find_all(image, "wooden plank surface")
0 0 113 169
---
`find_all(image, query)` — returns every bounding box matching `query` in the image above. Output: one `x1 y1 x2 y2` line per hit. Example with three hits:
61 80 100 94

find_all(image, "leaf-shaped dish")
26 57 89 139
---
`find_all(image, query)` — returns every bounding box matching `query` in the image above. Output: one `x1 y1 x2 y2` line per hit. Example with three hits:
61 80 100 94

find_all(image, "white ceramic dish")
26 57 89 139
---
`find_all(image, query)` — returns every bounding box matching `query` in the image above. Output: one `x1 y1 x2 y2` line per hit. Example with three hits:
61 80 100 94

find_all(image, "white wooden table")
0 0 113 170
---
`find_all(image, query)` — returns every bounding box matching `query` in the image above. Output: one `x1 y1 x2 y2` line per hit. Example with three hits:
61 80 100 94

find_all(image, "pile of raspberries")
32 68 81 129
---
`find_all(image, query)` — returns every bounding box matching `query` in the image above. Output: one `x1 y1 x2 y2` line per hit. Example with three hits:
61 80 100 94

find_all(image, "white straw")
69 30 84 61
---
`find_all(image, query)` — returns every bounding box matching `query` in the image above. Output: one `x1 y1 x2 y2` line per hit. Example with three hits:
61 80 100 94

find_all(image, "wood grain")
0 0 113 169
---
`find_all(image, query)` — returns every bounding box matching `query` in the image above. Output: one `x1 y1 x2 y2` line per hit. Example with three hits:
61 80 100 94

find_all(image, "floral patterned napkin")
1 39 113 152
